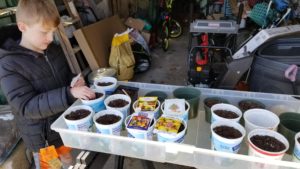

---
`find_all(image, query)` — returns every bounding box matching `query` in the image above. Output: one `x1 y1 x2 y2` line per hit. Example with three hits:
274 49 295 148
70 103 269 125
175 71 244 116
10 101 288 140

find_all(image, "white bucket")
211 103 242 123
93 109 123 135
132 100 161 119
161 101 190 122
94 76 117 95
244 109 280 133
248 129 289 160
104 94 131 123
293 132 300 162
63 105 94 131
81 88 105 112
125 113 155 140
211 120 245 153
156 117 187 143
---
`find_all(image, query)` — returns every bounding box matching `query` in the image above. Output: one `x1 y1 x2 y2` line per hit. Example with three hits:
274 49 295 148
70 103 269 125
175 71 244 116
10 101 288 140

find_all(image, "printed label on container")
212 137 241 153
293 147 300 161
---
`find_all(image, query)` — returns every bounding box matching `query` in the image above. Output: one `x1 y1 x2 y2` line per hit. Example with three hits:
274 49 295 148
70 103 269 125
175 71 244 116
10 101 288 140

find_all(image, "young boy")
0 0 96 168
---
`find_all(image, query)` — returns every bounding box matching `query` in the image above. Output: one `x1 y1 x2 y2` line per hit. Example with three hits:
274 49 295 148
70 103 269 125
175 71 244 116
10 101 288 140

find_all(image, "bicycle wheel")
161 25 169 51
169 19 182 38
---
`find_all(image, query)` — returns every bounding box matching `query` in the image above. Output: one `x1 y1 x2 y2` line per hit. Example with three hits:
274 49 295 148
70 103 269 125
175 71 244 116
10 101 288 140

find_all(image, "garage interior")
1 0 300 169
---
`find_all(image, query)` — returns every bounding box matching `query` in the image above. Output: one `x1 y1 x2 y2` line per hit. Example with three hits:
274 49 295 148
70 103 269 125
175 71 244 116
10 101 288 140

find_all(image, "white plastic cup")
81 88 106 112
244 109 280 134
211 120 246 153
93 109 123 135
293 132 300 162
132 100 161 120
63 105 94 131
94 76 117 95
104 94 131 123
156 118 187 143
248 129 289 160
211 103 242 123
161 101 190 122
125 113 155 140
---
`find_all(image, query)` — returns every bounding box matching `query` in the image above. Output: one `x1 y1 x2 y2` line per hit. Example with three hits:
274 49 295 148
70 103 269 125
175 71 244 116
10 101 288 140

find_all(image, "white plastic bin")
51 81 300 169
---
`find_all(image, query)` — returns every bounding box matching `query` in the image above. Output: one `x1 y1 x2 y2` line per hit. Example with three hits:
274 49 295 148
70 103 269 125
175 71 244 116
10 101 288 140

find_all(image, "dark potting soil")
214 110 239 119
213 126 242 139
96 114 121 125
97 82 113 86
205 99 224 108
239 101 264 111
108 99 129 108
298 137 300 144
95 92 104 99
65 109 91 120
250 135 286 152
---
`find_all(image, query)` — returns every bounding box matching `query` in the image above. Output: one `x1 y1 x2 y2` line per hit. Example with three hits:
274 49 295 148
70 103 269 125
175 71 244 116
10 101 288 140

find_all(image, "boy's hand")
70 86 95 100
70 73 85 87
73 76 85 87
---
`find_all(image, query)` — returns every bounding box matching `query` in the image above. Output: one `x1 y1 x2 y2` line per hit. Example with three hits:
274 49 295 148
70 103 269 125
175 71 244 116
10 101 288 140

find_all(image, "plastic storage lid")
88 68 117 85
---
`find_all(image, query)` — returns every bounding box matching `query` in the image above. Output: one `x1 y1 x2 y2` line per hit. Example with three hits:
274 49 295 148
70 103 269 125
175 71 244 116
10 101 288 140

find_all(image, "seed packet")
137 97 158 111
153 116 182 135
127 115 151 130
164 99 185 115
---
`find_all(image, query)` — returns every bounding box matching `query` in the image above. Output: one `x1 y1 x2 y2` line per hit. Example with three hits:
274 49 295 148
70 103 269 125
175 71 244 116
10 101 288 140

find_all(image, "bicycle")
159 0 183 51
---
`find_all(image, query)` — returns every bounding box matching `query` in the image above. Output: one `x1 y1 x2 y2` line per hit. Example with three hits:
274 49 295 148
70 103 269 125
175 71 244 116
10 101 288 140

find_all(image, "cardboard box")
74 15 126 70
125 17 145 31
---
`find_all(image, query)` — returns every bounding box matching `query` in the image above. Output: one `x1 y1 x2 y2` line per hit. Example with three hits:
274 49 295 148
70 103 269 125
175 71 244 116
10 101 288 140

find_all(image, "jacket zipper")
44 51 61 86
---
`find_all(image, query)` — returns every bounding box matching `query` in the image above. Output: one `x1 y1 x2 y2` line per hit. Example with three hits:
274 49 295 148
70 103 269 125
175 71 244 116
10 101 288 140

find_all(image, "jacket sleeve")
0 60 72 120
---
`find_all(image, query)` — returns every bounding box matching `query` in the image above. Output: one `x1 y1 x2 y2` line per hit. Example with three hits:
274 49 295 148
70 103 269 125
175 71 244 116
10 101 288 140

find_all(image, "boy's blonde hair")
16 0 60 28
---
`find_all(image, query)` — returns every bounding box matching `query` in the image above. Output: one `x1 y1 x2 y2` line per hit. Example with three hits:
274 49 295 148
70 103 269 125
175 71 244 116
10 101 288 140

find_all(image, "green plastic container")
173 87 201 120
278 112 300 154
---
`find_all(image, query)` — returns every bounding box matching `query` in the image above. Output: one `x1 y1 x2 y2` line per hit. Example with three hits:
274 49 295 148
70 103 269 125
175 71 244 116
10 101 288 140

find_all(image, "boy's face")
18 21 57 52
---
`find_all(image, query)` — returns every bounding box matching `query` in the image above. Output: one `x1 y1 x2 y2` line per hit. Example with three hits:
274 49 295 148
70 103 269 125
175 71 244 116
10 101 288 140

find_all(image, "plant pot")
211 103 242 123
278 112 300 154
204 97 229 123
94 76 117 95
81 88 105 112
63 105 94 131
93 109 123 135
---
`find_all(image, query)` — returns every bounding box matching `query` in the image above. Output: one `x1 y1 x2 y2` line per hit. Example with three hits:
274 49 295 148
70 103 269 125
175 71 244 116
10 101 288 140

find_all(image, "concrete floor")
86 31 194 169
133 32 189 86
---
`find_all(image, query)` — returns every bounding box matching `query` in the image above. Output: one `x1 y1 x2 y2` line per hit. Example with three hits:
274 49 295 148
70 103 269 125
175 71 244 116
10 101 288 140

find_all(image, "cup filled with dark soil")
211 120 245 153
104 94 132 125
94 77 117 95
125 113 156 140
211 103 242 123
63 105 94 131
248 129 289 160
81 88 105 112
204 97 229 123
238 99 265 112
293 132 300 162
93 109 124 135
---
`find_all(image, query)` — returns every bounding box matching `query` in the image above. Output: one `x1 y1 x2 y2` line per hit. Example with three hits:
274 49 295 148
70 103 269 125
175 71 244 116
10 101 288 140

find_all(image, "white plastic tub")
51 81 300 169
